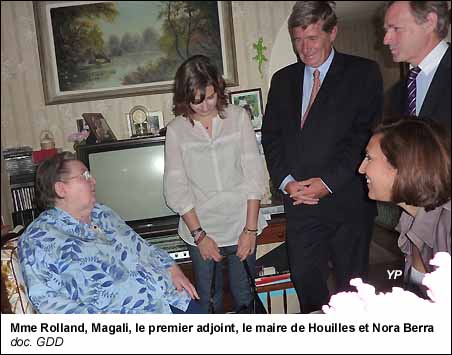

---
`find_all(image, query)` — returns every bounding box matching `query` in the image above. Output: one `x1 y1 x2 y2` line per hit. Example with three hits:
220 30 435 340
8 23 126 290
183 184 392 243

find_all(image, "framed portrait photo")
82 113 117 143
148 111 164 135
229 88 264 130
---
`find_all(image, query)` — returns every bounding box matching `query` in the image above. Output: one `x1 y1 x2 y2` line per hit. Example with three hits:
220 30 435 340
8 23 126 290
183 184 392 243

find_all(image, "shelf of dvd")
3 147 39 228
10 175 40 227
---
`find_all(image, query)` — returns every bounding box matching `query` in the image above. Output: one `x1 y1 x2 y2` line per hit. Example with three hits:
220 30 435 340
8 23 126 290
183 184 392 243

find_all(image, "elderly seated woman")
18 152 201 313
359 118 451 297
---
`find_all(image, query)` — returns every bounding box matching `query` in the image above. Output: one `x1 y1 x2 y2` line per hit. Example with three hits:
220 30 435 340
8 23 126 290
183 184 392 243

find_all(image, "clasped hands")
286 177 330 205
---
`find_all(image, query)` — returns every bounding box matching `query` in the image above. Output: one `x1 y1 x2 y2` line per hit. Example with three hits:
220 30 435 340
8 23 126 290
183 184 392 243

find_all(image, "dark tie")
406 66 421 116
301 69 321 129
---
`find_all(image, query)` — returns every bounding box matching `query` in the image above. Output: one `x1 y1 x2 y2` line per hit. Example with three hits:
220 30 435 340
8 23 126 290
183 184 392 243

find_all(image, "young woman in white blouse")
164 55 268 313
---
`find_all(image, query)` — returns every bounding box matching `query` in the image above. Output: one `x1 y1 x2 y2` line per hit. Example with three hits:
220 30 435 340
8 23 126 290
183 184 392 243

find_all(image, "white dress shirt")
301 48 335 117
164 104 268 247
414 40 448 115
280 48 335 194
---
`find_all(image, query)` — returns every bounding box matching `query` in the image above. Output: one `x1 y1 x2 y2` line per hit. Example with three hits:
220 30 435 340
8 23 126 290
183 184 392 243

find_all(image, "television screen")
77 137 176 223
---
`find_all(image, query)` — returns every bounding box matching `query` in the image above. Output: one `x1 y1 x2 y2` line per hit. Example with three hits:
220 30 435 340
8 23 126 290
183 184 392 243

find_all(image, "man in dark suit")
384 1 450 130
261 1 383 313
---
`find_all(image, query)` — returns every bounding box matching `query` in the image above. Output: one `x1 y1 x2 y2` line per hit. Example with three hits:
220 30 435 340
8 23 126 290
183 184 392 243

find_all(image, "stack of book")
254 241 300 313
256 272 291 287
255 273 300 314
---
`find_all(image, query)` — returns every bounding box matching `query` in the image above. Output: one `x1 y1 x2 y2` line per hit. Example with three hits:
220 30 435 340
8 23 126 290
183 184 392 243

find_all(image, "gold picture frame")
33 1 238 105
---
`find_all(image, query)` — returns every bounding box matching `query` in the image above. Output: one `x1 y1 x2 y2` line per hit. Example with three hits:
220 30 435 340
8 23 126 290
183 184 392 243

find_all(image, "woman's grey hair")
384 1 450 39
35 152 77 209
288 1 337 33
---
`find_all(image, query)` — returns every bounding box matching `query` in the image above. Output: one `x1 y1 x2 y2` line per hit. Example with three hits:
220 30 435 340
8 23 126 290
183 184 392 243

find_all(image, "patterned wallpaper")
1 1 402 152
1 0 412 224
1 1 289 151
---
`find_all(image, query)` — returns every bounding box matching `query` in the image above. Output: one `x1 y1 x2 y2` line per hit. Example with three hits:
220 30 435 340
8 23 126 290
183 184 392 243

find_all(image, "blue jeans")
188 244 256 313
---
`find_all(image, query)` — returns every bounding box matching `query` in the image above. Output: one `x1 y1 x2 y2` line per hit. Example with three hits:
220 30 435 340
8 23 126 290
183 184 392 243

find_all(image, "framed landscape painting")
34 1 238 104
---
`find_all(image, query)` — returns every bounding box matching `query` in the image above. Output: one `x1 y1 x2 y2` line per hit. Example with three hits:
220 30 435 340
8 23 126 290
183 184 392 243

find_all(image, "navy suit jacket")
262 50 383 222
388 46 451 131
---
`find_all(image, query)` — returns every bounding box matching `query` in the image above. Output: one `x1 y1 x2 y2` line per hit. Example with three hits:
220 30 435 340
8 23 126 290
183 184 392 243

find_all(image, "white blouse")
164 104 268 247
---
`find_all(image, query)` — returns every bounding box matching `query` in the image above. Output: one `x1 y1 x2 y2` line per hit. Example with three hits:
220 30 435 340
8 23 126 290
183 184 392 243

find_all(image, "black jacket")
262 50 383 222
388 46 451 131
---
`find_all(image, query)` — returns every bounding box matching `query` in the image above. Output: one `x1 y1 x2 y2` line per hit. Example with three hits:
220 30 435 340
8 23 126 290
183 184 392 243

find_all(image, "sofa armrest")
1 235 35 313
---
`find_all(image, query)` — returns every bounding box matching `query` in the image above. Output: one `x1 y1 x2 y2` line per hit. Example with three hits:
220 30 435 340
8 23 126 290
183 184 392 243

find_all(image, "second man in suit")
262 1 383 313
384 1 450 130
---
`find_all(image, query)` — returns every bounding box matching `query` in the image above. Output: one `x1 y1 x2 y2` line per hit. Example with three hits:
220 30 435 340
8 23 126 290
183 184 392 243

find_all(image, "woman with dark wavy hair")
359 117 450 296
164 55 268 313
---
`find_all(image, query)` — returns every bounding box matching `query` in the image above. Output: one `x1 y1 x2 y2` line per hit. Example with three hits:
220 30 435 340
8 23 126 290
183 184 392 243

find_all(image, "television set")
76 136 179 239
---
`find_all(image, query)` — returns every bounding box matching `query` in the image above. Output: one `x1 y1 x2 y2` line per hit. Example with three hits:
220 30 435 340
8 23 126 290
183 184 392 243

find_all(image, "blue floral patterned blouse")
18 203 191 314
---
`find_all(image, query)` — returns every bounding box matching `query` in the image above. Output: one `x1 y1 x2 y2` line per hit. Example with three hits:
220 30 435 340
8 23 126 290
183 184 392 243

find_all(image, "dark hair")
288 1 337 33
374 118 451 211
172 55 228 123
35 152 77 209
385 1 450 39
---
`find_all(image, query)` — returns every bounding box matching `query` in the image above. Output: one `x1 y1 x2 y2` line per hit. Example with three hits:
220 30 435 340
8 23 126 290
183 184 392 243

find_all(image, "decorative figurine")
253 37 268 79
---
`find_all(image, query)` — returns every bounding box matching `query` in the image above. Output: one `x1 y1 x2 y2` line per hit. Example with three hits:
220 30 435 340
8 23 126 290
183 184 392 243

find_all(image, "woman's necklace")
197 114 214 130
201 119 211 130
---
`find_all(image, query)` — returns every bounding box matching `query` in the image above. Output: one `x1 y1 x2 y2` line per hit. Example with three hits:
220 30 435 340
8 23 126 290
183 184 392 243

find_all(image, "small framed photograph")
82 113 117 143
229 88 264 130
148 111 164 135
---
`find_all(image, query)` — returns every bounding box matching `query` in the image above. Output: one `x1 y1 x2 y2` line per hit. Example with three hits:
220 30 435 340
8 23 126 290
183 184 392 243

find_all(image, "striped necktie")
406 66 421 116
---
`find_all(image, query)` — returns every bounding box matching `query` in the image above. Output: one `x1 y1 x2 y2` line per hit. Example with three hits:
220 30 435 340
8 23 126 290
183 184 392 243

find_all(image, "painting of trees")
34 1 236 103
159 1 221 62
123 1 223 85
50 3 118 90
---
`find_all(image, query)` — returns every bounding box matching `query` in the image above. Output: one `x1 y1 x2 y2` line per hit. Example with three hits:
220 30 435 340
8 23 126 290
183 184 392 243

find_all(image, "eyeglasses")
65 170 94 182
